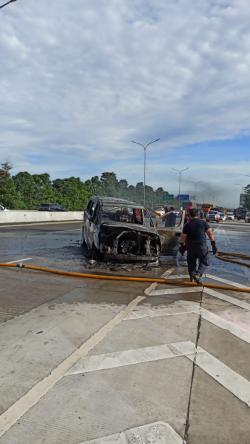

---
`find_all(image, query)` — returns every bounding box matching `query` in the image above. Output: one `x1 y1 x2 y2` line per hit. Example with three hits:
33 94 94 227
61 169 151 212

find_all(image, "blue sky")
0 0 250 207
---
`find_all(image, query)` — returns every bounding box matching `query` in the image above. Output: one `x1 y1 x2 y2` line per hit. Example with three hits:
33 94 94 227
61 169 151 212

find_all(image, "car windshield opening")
102 205 143 224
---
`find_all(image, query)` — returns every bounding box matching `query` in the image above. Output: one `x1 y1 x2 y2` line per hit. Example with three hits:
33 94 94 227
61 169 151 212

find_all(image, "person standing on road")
179 208 217 283
215 212 220 224
163 206 177 228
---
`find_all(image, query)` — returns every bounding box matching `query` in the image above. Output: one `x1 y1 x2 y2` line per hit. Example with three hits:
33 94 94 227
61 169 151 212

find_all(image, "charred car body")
81 197 161 261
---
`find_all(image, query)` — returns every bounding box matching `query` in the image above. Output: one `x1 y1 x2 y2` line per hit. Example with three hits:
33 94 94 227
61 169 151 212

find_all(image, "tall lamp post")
131 138 160 207
172 167 189 208
191 180 201 203
0 0 17 9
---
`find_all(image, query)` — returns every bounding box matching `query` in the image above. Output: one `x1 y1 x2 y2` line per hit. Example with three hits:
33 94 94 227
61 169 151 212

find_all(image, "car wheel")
80 229 90 254
91 244 103 260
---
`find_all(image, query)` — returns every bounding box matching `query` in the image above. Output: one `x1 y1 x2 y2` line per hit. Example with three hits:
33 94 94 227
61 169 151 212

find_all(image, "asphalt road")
0 221 249 444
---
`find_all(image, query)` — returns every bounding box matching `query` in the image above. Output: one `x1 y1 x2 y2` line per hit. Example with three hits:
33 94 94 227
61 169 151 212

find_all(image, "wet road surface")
0 221 249 443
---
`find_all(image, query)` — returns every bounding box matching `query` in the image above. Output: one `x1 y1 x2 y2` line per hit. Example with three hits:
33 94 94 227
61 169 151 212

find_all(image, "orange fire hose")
0 262 250 294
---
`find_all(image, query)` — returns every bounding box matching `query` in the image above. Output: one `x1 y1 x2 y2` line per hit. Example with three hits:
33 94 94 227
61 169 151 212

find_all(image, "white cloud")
0 0 250 206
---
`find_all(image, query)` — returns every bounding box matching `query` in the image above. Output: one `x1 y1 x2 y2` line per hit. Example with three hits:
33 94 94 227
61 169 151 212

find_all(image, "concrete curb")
0 210 83 224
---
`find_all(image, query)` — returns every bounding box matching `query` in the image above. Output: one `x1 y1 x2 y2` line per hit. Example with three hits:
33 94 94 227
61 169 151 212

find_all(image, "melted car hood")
101 221 158 235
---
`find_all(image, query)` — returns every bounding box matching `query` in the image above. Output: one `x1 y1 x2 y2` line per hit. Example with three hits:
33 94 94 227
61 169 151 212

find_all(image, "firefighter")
162 206 177 227
179 208 217 283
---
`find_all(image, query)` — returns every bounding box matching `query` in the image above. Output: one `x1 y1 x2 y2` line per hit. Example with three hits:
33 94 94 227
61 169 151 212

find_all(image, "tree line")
0 162 176 210
244 184 250 210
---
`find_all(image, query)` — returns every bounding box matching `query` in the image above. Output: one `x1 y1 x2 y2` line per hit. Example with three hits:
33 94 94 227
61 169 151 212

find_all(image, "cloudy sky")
1 0 250 207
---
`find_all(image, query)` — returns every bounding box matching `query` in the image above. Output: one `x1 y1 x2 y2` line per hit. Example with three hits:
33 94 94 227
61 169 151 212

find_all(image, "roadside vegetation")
0 162 177 210
244 185 250 210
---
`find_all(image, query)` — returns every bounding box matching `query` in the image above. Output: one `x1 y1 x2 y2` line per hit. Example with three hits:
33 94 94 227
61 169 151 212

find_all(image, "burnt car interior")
102 205 143 224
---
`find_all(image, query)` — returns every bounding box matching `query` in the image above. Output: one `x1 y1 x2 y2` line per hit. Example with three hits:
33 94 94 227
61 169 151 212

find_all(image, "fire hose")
216 251 250 269
0 256 250 294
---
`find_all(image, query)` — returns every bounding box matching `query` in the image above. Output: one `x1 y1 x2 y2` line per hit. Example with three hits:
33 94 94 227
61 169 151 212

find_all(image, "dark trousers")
187 243 209 277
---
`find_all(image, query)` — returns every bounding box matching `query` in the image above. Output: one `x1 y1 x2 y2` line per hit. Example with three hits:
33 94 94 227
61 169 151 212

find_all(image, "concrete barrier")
0 210 83 224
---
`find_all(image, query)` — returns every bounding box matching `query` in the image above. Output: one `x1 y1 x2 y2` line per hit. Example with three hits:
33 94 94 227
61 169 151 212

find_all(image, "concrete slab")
90 312 199 355
198 313 250 380
0 269 77 322
0 268 146 323
82 421 183 443
172 342 250 407
187 368 250 444
0 358 192 444
0 287 135 414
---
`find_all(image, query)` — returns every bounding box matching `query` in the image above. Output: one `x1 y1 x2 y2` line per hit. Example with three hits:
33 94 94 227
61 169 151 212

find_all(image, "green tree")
127 184 136 202
0 162 22 208
100 172 119 196
1 164 173 210
0 161 12 177
53 177 89 210
13 172 37 208
244 184 250 210
13 172 55 209
32 174 55 204
84 176 103 196
118 179 128 199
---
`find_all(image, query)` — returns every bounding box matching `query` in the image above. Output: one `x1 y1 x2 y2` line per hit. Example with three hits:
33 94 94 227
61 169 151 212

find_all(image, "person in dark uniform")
179 208 217 283
163 206 177 227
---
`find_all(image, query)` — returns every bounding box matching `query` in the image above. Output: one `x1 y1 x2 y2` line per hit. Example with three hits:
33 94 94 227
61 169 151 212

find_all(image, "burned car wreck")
81 197 161 261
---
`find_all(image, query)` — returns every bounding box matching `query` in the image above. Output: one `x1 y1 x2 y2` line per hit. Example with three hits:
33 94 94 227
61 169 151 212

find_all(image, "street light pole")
0 0 17 9
172 167 189 208
131 138 160 207
191 180 201 203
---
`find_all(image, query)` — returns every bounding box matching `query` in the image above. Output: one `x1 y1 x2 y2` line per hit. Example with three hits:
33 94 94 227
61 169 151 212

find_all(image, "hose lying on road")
216 251 250 269
0 261 250 294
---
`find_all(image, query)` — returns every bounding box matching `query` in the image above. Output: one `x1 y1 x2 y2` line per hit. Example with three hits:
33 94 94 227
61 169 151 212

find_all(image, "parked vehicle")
38 203 66 211
245 212 250 223
226 212 235 221
207 210 226 222
219 212 226 221
0 205 6 211
81 197 161 261
234 207 247 220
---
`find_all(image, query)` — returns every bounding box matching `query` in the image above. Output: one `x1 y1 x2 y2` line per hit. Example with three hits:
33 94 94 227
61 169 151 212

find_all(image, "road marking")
201 309 250 343
164 274 189 279
172 341 250 407
206 274 249 289
161 267 175 278
125 309 196 320
6 258 32 264
81 421 183 444
0 295 145 438
144 282 158 296
68 339 250 407
204 287 250 311
125 306 250 344
66 343 196 376
149 286 202 296
144 267 174 296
